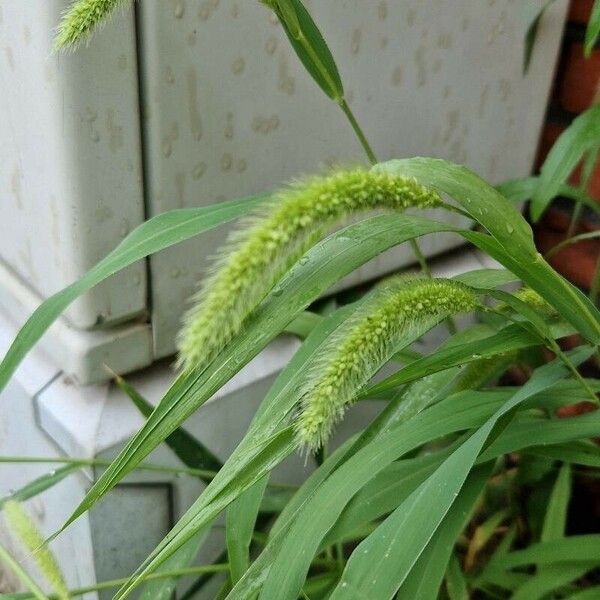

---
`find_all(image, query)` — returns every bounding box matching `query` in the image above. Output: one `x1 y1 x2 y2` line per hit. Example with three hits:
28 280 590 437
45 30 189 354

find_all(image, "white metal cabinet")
138 0 567 357
0 0 567 376
0 1 147 330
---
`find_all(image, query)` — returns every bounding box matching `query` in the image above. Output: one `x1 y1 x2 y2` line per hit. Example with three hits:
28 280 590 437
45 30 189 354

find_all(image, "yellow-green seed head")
513 287 557 317
4 500 70 600
295 277 478 452
177 168 441 372
54 0 129 50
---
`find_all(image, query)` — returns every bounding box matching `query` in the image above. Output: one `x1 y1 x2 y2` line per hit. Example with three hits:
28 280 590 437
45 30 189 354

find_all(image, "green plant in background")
2 0 600 599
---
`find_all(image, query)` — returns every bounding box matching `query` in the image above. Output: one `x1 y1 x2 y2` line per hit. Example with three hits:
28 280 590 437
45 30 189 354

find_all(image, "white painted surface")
0 0 146 329
138 0 567 358
0 0 566 382
0 377 98 599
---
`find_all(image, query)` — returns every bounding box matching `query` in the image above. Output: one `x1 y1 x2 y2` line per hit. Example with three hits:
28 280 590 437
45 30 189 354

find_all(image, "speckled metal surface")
138 0 568 358
0 1 146 329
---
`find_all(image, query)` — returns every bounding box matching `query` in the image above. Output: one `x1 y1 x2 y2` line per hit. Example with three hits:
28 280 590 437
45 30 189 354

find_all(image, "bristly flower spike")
3 500 70 600
295 277 479 452
177 168 441 372
54 0 130 51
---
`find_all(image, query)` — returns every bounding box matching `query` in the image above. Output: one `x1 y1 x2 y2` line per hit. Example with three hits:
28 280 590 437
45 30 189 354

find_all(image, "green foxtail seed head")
177 168 441 372
3 500 70 600
295 277 478 452
54 0 129 50
513 287 557 317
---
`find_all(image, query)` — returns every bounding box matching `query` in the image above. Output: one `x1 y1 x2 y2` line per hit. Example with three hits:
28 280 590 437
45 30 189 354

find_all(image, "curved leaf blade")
376 158 600 342
530 104 600 220
0 195 267 394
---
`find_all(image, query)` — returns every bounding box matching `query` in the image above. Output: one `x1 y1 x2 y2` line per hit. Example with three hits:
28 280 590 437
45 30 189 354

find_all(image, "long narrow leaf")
0 195 267 393
377 157 600 343
396 466 490 599
585 0 600 56
266 0 343 100
324 349 592 600
115 375 222 477
529 105 600 220
0 465 80 509
226 476 268 584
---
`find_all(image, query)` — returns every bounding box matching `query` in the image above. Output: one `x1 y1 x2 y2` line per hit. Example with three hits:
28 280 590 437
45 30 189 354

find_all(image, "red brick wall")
534 1 600 290
537 0 600 196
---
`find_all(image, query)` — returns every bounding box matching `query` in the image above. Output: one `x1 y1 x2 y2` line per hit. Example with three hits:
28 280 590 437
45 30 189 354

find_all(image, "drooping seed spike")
3 500 70 600
54 0 129 51
177 168 441 372
294 277 478 452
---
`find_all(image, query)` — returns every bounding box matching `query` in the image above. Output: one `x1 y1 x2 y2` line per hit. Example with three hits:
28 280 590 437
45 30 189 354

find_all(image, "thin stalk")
5 565 230 600
566 201 584 240
337 98 432 275
0 456 297 490
549 341 599 403
338 98 377 165
336 97 456 332
588 255 600 366
0 455 215 480
545 230 600 259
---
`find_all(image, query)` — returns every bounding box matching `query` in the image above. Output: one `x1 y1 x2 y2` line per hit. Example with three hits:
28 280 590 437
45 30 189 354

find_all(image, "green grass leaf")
115 375 222 478
530 104 600 220
585 0 600 57
542 462 571 542
265 0 343 101
566 586 600 599
226 477 268 584
397 467 489 600
526 441 600 468
324 350 591 600
0 465 80 509
484 535 600 571
0 195 267 394
496 176 600 219
523 1 555 74
377 157 600 343
445 554 470 600
512 564 595 600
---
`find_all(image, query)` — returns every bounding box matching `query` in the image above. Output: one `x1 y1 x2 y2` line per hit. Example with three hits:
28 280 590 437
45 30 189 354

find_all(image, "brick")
559 41 600 113
569 0 594 24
